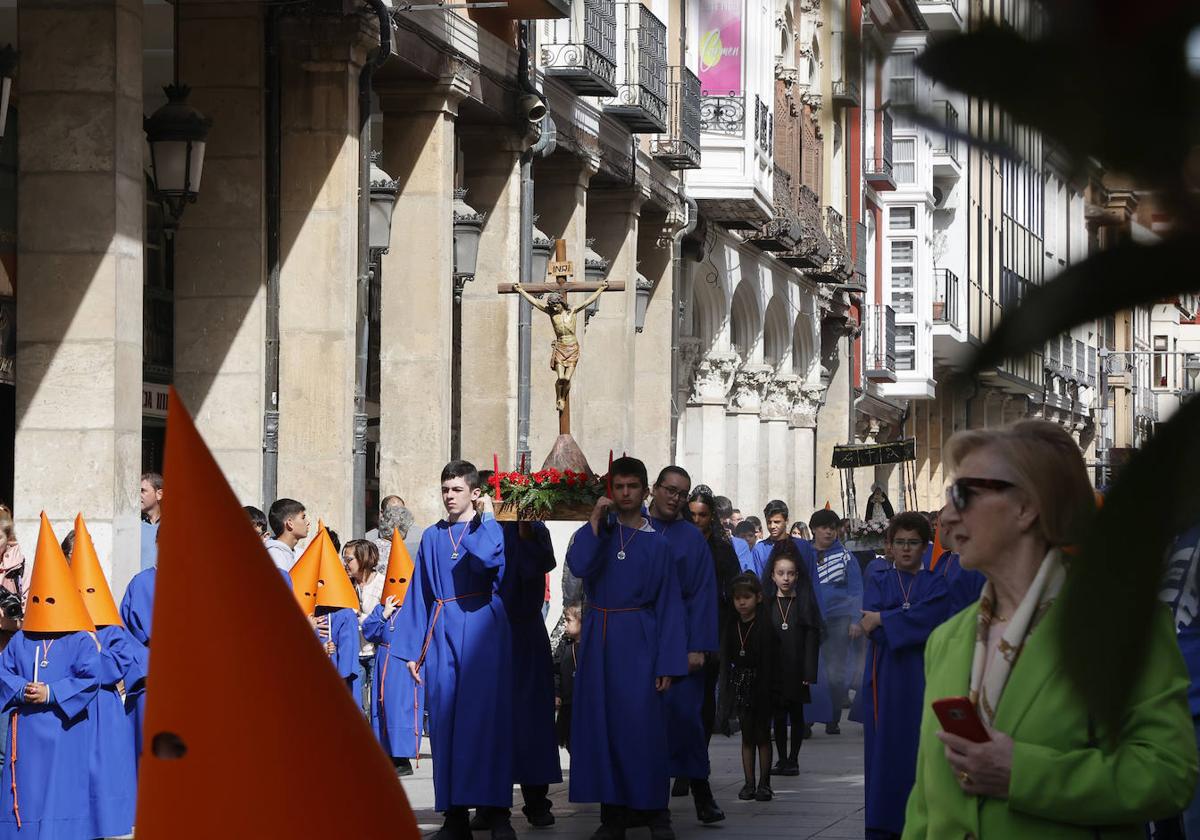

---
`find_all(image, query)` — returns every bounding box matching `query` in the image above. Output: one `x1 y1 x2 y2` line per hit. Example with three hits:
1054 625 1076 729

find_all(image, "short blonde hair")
944 420 1094 547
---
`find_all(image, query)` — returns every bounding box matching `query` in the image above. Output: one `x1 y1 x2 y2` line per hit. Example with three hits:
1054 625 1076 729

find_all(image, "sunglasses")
946 477 1015 512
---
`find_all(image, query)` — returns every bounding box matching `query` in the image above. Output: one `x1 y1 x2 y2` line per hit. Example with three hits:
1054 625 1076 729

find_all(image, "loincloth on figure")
550 340 580 372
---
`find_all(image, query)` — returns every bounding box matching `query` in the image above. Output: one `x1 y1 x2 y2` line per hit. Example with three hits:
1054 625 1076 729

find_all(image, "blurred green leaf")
967 238 1200 375
1060 394 1200 734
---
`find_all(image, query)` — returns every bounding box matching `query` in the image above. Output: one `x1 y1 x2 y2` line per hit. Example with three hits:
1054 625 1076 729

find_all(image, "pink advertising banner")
698 0 743 95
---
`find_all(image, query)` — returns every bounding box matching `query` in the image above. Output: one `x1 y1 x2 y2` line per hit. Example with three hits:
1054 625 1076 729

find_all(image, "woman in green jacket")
903 421 1197 838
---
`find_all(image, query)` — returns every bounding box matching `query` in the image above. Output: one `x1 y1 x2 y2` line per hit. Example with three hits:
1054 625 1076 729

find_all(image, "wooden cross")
497 239 625 435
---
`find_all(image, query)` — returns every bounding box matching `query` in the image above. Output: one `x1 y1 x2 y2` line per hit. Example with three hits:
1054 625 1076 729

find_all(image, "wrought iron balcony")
779 185 831 269
699 94 745 136
541 0 618 96
853 220 867 285
830 32 860 106
746 167 800 252
933 268 959 325
864 303 897 382
600 1 668 133
651 66 701 169
931 99 960 166
754 95 772 156
809 206 852 282
864 109 895 191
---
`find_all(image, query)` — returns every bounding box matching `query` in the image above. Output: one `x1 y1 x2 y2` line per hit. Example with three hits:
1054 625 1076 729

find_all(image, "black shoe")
470 809 493 831
491 815 517 840
435 808 472 840
593 804 626 840
775 761 799 777
395 758 414 777
755 783 773 802
671 777 690 797
825 723 841 735
647 810 674 840
525 809 555 829
770 759 787 774
737 782 756 801
695 800 725 824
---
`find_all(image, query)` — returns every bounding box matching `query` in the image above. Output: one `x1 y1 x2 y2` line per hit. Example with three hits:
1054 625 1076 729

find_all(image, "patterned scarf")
969 549 1066 727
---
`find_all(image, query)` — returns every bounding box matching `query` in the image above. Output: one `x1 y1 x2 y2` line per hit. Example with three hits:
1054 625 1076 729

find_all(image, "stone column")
760 374 799 508
14 0 143 588
672 336 703 463
681 352 738 494
173 1 265 505
376 68 472 527
458 129 525 467
576 187 646 464
276 14 374 533
726 365 772 510
815 318 853 515
790 385 823 517
632 211 677 470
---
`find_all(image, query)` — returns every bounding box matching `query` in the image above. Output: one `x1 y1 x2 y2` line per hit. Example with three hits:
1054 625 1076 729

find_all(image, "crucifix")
498 239 624 435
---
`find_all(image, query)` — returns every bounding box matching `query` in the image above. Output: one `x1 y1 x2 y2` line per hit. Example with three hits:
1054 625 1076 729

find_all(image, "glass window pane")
892 292 913 314
891 266 913 288
891 240 914 263
890 207 915 230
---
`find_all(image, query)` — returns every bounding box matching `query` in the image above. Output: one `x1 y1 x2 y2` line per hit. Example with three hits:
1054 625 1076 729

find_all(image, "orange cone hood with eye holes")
314 528 359 610
135 388 418 838
379 529 415 606
22 512 96 634
288 523 325 616
69 513 123 627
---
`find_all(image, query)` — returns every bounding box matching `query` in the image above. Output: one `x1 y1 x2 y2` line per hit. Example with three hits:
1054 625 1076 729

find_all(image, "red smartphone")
932 696 991 743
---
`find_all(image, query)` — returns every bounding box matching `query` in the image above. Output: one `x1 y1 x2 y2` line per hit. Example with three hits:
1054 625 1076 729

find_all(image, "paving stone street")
406 723 866 839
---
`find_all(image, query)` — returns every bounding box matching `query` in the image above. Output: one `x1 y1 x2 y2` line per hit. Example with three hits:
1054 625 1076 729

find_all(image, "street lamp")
531 219 554 283
1185 353 1200 393
583 239 609 322
634 272 653 333
144 84 211 227
368 153 400 254
0 45 15 140
453 188 486 300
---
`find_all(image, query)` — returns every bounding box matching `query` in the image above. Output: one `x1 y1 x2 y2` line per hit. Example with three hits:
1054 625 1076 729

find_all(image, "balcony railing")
601 1 667 133
864 109 895 190
931 99 959 164
747 166 800 251
830 32 860 106
699 94 744 136
754 95 772 155
811 206 852 282
540 0 617 96
864 304 897 381
780 185 831 269
651 65 701 169
932 268 959 325
853 220 867 283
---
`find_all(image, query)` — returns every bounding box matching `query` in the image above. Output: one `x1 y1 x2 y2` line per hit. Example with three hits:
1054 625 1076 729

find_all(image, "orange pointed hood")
380 530 415 606
23 513 96 634
69 514 123 626
135 388 418 838
315 529 358 610
287 524 324 615
929 527 946 571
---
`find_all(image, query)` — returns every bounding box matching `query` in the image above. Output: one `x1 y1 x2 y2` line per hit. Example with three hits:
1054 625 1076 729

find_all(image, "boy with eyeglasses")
856 511 950 840
806 507 861 736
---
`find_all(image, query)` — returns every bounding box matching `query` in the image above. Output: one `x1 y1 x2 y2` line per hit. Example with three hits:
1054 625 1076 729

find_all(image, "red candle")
491 453 502 502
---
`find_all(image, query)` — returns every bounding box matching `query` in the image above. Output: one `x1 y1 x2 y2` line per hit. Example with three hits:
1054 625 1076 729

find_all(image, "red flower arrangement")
485 467 606 518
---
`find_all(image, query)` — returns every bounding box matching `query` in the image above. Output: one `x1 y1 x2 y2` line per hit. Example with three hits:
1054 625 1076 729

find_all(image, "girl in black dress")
762 538 823 776
716 573 780 802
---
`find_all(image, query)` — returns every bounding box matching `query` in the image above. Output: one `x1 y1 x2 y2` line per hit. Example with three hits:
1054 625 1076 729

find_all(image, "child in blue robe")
362 595 424 773
119 563 155 760
315 607 359 691
857 512 950 839
806 508 862 735
392 461 513 840
0 514 101 840
566 457 687 840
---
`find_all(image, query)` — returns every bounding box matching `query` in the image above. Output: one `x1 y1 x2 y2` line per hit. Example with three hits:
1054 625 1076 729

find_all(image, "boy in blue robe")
477 516 562 830
119 555 155 761
394 460 513 840
646 466 722 825
566 457 687 840
856 511 949 839
713 496 752 571
806 507 862 735
70 514 146 838
0 514 101 840
310 528 362 694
